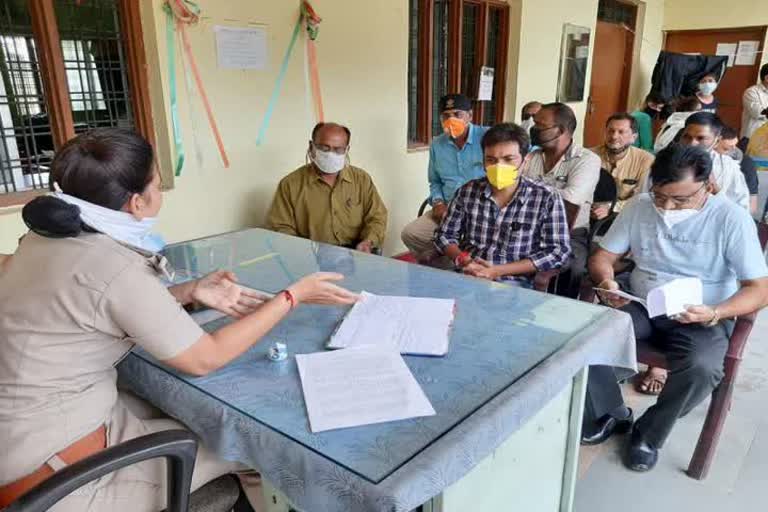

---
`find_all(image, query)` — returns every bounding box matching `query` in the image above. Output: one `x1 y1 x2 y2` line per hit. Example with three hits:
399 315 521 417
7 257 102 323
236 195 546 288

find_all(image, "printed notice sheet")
214 26 267 70
296 346 436 433
327 291 455 356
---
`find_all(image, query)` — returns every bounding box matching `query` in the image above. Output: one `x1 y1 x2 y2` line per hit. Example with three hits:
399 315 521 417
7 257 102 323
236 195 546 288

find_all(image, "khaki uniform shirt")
266 164 388 248
0 233 203 484
523 143 602 230
592 145 654 212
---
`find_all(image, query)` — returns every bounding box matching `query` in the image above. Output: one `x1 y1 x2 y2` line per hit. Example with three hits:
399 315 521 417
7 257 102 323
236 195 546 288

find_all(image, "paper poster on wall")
716 43 738 67
214 25 267 70
735 40 760 66
478 66 495 101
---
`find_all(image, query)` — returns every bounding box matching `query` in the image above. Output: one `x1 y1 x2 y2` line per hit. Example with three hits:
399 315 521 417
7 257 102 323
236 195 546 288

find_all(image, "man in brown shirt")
266 122 388 253
591 113 655 220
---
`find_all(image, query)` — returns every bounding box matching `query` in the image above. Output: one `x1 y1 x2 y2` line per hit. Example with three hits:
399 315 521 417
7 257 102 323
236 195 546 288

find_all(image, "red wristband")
282 289 296 309
455 251 471 268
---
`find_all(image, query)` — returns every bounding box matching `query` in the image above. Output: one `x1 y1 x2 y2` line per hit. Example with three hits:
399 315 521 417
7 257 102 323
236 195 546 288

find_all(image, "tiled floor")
575 310 768 511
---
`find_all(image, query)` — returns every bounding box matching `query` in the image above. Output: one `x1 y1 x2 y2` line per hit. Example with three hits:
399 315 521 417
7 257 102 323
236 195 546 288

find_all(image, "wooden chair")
578 221 768 480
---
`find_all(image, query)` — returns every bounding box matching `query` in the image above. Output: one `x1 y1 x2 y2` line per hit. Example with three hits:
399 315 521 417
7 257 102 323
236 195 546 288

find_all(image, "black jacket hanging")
650 51 728 101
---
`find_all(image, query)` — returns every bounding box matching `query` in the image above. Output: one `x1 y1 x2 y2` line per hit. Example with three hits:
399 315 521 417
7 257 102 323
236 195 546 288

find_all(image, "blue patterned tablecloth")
118 229 636 512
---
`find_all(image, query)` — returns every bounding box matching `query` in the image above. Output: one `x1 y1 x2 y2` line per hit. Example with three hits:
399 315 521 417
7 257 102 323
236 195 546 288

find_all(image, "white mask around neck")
53 192 165 253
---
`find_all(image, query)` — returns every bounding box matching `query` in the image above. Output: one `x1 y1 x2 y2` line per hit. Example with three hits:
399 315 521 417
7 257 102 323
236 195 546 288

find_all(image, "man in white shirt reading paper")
581 144 768 473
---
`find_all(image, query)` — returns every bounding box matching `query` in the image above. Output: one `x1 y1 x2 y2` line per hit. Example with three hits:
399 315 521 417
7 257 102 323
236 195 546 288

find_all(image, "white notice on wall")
478 66 495 101
214 25 267 70
716 43 738 67
735 40 760 66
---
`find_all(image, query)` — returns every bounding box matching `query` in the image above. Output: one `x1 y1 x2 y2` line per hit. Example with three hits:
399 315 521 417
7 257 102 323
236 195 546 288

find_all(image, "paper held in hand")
327 291 455 356
595 277 704 318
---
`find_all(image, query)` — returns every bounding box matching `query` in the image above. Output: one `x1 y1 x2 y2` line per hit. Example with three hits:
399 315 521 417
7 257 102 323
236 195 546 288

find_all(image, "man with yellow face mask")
434 123 572 286
401 94 488 268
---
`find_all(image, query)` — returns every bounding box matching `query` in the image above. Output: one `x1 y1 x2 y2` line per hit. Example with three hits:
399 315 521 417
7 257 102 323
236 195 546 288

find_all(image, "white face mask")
655 207 700 228
311 147 347 174
699 82 718 95
54 192 165 253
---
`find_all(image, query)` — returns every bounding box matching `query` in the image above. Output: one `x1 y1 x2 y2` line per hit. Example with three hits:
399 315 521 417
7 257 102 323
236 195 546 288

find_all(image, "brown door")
665 26 767 132
584 21 635 148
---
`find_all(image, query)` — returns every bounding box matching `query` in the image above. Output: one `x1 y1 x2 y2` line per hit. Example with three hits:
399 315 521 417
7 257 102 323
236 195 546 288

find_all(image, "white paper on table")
327 291 455 356
478 66 495 101
716 43 738 67
735 41 760 66
595 277 703 318
214 26 267 70
296 346 436 433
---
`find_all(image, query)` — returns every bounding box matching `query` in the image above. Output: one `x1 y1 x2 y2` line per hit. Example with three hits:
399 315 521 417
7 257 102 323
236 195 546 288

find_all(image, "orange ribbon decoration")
302 1 324 123
167 0 230 168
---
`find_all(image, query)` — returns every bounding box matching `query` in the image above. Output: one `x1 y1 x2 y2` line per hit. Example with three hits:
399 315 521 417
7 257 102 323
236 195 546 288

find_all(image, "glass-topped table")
118 229 637 512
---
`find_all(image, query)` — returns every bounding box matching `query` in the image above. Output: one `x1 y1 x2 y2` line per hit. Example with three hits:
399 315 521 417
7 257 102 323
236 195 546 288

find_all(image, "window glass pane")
407 0 420 144
460 3 479 102
54 0 134 132
483 7 502 126
431 0 449 138
598 0 635 25
0 0 53 194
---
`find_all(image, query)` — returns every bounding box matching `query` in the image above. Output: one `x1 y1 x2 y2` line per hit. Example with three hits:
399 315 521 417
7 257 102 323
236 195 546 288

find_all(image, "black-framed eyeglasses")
650 183 706 207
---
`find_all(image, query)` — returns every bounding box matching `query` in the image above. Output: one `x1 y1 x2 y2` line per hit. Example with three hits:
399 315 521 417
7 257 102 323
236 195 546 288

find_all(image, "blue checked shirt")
435 177 572 284
428 124 489 204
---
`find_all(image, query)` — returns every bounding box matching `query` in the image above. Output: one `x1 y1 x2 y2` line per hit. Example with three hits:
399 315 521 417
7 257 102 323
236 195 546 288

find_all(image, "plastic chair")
6 430 240 512
577 221 768 480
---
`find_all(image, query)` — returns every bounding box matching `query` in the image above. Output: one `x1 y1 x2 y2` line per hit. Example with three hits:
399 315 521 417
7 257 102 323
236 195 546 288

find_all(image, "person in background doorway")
717 125 759 214
401 94 488 267
591 113 655 220
631 92 667 152
520 101 542 134
435 123 571 287
654 96 702 153
741 63 768 143
267 122 388 253
696 73 720 113
523 102 601 296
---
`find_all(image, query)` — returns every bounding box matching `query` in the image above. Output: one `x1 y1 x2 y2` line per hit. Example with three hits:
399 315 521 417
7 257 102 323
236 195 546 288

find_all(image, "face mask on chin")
530 126 562 147
606 143 631 155
310 146 347 174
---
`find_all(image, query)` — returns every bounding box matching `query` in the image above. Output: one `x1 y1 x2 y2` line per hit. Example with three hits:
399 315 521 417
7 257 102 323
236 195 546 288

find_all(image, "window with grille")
597 0 636 26
407 0 510 147
0 0 152 205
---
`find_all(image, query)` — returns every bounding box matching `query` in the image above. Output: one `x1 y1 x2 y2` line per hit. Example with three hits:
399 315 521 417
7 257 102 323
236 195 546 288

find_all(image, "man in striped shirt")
435 123 572 286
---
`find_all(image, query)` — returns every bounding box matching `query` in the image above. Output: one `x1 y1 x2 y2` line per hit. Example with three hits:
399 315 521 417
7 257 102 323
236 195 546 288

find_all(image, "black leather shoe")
625 427 659 472
581 408 633 446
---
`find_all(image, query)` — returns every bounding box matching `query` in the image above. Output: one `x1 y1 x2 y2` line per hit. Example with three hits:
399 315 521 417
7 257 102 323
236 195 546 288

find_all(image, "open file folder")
327 291 456 356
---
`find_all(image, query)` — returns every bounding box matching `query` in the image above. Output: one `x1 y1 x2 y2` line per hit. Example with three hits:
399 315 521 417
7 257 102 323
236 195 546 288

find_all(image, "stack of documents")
595 277 703 318
296 346 436 433
327 291 455 356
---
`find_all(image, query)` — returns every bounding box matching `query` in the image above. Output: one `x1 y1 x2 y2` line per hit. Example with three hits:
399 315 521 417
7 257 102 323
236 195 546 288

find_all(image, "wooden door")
584 21 634 148
665 26 767 132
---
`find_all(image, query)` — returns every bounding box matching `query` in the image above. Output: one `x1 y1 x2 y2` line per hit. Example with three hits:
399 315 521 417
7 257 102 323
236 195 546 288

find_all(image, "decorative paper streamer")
164 3 185 176
165 0 230 169
256 1 324 145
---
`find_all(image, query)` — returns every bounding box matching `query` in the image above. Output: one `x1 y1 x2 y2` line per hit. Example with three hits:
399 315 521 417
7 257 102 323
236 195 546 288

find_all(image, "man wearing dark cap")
401 94 488 267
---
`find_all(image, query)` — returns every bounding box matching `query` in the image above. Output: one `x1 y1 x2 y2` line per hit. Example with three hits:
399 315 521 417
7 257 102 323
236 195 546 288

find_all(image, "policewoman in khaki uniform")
0 128 358 511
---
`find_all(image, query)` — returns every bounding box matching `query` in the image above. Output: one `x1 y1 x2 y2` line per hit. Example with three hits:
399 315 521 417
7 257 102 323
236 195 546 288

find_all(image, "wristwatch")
705 307 721 327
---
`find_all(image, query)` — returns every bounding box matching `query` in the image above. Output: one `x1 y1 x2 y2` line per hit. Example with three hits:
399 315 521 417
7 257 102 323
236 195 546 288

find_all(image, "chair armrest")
417 198 430 218
7 430 198 512
727 312 756 361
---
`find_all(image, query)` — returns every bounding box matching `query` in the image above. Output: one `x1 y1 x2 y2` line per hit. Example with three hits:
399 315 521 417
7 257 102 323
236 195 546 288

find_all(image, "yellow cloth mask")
442 117 468 139
486 164 519 189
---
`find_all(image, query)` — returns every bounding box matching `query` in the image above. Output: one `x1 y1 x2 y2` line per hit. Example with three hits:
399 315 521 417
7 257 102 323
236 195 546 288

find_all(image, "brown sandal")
636 367 668 396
